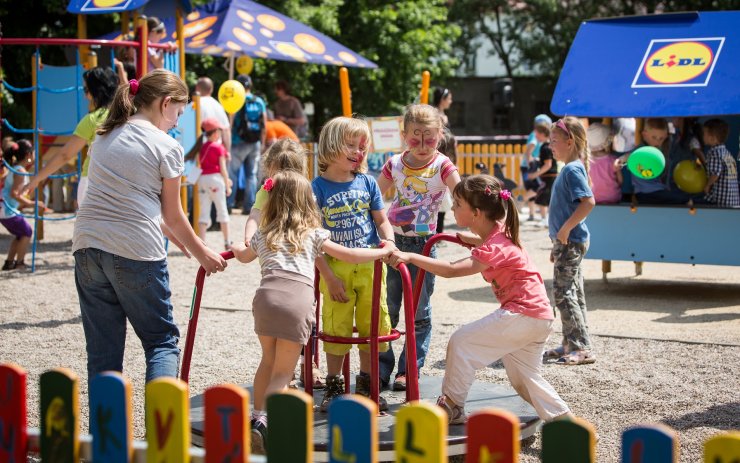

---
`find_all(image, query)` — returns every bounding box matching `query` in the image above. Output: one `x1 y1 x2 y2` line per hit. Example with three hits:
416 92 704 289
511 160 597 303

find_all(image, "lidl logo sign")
632 38 724 88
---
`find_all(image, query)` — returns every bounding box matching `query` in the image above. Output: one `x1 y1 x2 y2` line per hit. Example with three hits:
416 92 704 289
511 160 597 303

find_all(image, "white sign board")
368 117 403 153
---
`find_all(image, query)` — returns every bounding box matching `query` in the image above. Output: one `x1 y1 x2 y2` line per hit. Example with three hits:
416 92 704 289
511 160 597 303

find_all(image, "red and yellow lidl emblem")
633 38 724 88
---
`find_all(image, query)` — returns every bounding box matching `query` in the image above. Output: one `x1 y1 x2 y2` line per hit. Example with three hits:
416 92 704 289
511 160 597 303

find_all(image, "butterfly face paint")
404 122 440 157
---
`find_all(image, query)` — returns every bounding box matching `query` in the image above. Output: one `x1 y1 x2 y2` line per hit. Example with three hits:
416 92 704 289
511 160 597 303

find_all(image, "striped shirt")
252 228 331 280
704 144 739 207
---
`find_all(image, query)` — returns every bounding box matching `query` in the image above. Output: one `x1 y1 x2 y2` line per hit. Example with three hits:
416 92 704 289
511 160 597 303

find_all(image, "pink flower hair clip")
499 189 512 201
263 177 274 192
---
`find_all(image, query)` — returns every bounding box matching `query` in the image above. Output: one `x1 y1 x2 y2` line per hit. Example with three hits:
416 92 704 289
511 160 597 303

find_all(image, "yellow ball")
673 160 707 194
217 80 246 114
236 55 254 75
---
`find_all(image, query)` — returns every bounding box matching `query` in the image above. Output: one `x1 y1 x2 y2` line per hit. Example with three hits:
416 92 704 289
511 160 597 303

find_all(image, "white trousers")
197 174 230 226
442 308 570 421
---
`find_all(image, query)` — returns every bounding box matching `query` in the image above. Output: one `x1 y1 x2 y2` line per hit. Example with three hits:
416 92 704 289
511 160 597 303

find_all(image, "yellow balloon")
236 55 254 75
218 79 246 114
673 159 707 194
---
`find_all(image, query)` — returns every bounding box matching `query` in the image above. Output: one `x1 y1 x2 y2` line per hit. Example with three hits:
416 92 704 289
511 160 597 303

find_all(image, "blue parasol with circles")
98 0 377 68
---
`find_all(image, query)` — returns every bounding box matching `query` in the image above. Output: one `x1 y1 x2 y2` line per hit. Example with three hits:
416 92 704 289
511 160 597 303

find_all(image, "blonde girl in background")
244 138 307 246
231 170 391 454
376 104 460 391
544 117 596 366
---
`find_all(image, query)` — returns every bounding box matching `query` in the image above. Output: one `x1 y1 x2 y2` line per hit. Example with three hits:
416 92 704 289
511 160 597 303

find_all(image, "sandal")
555 350 596 366
299 362 326 389
311 364 325 389
543 346 566 360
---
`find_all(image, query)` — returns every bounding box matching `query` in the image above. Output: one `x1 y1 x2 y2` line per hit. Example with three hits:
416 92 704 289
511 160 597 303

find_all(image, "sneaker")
527 215 536 222
224 240 233 251
1 260 15 271
355 373 388 411
392 374 407 391
250 418 267 455
436 395 466 425
537 218 548 228
319 375 345 412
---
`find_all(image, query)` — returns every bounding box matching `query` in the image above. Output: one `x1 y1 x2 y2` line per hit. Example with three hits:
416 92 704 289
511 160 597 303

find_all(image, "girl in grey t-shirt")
72 70 227 384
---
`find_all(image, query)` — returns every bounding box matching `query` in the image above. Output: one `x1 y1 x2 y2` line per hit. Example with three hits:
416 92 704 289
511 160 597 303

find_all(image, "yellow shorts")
319 256 391 355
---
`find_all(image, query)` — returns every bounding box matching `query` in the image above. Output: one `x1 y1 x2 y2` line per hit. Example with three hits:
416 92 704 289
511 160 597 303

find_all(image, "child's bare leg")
14 236 30 263
220 222 230 245
7 236 30 262
6 238 20 261
197 223 208 242
325 353 345 377
254 335 277 411
264 339 303 399
358 349 371 374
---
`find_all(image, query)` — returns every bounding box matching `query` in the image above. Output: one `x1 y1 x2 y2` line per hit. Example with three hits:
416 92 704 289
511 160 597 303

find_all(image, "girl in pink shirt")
388 174 571 425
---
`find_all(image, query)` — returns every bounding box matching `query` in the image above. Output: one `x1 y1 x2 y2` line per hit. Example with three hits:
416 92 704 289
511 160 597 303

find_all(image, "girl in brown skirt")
231 170 391 454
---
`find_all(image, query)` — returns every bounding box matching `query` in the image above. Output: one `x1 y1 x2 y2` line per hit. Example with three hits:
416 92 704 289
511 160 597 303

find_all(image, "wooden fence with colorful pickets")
1 363 738 463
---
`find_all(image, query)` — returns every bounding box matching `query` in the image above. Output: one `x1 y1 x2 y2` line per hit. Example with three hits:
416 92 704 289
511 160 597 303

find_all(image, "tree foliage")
1 0 459 135
449 0 739 84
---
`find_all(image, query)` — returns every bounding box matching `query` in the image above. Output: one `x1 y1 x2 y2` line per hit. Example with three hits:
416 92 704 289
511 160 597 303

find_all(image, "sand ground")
1 210 738 462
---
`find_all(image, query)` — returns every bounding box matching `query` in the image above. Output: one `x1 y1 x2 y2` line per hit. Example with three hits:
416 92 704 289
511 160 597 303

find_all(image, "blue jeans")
74 248 180 384
228 141 261 212
379 234 436 384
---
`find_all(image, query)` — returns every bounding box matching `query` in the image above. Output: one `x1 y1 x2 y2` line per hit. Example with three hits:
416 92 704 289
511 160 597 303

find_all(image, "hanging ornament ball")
236 55 254 75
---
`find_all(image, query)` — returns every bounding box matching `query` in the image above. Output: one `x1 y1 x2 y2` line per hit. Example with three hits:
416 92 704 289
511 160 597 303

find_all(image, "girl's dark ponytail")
504 196 521 248
453 174 522 248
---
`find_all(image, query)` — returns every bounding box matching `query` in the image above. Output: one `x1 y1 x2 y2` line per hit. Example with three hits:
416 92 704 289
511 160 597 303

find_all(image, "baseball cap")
202 118 224 132
534 114 552 125
236 74 252 89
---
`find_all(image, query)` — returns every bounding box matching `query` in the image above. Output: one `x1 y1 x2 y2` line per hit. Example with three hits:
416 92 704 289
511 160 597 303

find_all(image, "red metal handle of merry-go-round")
411 231 475 358
304 258 417 406
180 250 419 408
180 250 234 384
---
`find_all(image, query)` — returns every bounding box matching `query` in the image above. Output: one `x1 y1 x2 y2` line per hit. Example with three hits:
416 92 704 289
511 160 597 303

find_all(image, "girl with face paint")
376 104 461 391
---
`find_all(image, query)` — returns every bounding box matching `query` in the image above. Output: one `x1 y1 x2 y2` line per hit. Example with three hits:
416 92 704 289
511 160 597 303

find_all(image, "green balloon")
627 146 665 179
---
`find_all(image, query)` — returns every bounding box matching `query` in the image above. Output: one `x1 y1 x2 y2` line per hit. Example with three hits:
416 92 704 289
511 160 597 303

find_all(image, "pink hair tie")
484 185 493 196
129 79 139 96
500 189 512 201
263 177 274 192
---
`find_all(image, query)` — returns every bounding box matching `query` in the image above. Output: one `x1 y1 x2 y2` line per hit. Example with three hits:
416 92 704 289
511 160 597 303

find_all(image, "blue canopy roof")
67 0 192 15
551 11 740 117
100 0 377 68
